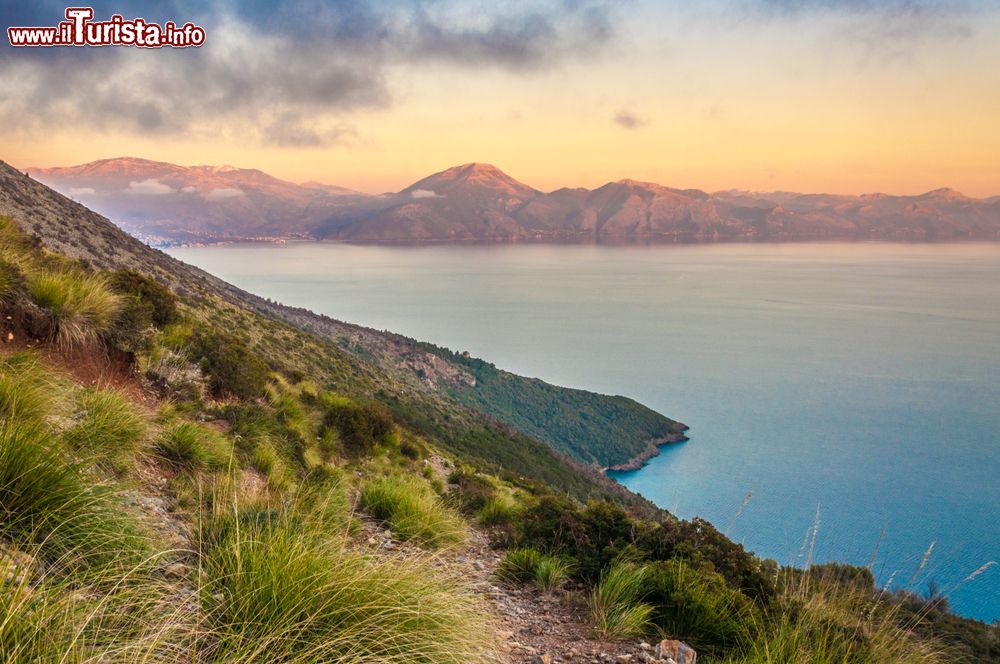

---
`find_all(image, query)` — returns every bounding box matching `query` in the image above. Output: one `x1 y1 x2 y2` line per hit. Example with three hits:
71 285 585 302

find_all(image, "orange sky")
3 2 999 197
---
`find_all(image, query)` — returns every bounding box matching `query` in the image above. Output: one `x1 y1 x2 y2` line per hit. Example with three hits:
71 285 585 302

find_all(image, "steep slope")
30 157 366 243
0 159 681 504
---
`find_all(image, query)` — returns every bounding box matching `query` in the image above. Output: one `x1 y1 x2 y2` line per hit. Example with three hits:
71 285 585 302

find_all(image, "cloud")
613 109 647 130
126 179 174 195
180 185 197 193
205 187 245 200
68 187 96 196
0 1 620 145
741 0 976 62
410 189 441 198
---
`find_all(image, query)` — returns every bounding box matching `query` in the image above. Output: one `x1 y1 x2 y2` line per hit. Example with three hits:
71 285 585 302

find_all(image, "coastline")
604 427 690 473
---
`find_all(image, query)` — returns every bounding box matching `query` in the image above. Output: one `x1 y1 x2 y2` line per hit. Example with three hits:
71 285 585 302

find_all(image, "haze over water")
168 242 1000 621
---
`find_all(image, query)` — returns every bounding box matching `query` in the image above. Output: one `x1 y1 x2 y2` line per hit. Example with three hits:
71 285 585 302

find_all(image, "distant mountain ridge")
29 157 1000 243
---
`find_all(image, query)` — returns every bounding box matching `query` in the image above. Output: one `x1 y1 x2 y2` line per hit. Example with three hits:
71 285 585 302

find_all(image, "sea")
167 241 1000 621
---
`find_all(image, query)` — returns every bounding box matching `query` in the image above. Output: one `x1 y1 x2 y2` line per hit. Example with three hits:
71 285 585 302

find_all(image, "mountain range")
29 157 1000 244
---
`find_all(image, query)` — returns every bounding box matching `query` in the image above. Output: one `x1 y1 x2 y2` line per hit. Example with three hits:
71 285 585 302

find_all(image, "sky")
1 0 998 196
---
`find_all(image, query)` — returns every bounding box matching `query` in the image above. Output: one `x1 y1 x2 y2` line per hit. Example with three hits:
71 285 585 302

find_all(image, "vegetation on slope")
421 342 688 467
0 179 997 663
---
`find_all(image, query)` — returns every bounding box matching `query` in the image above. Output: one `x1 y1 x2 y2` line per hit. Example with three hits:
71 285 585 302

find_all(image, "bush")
190 330 269 399
323 399 397 457
647 559 756 655
201 516 496 663
27 269 122 348
360 475 465 548
448 466 497 514
0 418 146 570
638 517 777 603
62 387 146 472
155 421 232 471
590 560 653 638
108 270 178 327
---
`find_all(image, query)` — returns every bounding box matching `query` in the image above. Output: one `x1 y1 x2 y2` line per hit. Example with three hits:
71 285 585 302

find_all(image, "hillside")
1 162 998 662
29 158 1000 244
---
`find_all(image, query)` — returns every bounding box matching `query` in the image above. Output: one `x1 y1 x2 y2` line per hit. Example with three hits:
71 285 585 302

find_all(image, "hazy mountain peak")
402 162 538 198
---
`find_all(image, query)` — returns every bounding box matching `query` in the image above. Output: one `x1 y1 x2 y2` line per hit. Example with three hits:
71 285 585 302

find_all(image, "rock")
0 545 34 586
532 654 552 664
164 562 188 579
638 642 652 651
616 655 634 663
473 559 485 571
655 640 696 664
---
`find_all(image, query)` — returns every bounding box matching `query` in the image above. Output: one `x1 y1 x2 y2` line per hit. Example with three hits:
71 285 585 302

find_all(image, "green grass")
63 387 146 473
0 353 67 426
477 495 519 526
725 583 949 664
26 269 123 348
0 418 147 571
154 421 232 471
497 547 572 593
589 560 654 638
200 514 496 663
360 475 466 548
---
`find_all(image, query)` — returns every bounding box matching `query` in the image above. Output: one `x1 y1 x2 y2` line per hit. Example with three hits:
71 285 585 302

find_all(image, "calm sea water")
167 242 1000 621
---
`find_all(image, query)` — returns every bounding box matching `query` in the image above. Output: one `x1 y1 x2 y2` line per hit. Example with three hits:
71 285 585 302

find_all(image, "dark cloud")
613 109 647 130
0 0 619 145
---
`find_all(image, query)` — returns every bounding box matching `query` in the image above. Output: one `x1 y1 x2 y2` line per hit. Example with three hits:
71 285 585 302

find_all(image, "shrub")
639 517 777 603
107 270 178 327
0 418 146 570
62 387 146 472
190 330 269 399
590 560 653 638
200 516 496 663
647 559 756 655
448 466 497 514
360 475 465 548
323 399 397 457
155 421 232 471
26 269 122 348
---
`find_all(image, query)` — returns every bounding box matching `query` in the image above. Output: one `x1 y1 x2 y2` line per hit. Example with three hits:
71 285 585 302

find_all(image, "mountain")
318 162 540 242
1 158 683 481
27 158 1000 243
29 157 367 244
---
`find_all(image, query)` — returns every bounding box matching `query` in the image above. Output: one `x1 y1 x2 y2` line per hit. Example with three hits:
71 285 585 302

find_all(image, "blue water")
167 242 1000 621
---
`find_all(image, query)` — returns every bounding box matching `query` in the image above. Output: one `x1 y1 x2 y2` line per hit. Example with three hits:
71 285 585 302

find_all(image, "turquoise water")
167 242 1000 621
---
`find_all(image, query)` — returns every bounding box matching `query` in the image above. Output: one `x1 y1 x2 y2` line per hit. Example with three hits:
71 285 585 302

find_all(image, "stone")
532 654 552 664
164 562 188 579
638 642 652 651
655 640 696 664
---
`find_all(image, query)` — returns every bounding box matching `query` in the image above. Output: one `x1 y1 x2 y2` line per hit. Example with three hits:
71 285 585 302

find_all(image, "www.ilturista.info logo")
7 7 206 48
